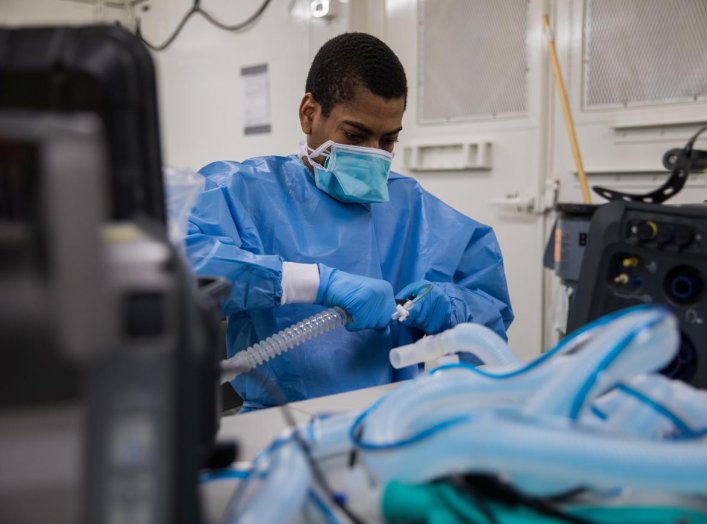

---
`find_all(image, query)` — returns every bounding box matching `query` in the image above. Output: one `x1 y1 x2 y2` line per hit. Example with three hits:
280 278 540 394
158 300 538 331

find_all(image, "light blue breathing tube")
355 307 676 452
588 374 707 439
221 434 311 524
220 413 360 524
223 305 707 521
352 306 707 496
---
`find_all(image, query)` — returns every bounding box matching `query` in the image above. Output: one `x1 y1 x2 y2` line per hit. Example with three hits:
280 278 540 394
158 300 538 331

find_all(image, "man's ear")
299 93 319 135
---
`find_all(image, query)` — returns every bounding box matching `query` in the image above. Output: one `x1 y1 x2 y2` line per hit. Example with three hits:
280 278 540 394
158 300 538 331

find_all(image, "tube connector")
389 323 519 369
391 283 434 322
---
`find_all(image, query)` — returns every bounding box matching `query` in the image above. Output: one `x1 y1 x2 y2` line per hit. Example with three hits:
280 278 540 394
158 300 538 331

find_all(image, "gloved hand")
395 280 454 334
316 264 396 331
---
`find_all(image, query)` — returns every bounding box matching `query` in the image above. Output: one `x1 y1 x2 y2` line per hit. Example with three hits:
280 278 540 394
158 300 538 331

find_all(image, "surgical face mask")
299 140 394 204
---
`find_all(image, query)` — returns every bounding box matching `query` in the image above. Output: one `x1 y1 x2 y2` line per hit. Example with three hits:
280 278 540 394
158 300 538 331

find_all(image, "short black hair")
305 32 407 116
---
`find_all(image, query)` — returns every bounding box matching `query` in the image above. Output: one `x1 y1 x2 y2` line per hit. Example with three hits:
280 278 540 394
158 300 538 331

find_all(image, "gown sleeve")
432 225 514 341
185 161 284 315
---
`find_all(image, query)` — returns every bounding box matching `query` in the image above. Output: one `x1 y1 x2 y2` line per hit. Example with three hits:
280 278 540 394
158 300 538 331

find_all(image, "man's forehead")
339 119 403 137
328 90 405 132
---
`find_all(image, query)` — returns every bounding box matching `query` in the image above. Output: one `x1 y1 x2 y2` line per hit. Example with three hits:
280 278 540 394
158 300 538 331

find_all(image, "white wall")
552 0 707 207
1 0 126 25
0 0 359 170
138 0 356 170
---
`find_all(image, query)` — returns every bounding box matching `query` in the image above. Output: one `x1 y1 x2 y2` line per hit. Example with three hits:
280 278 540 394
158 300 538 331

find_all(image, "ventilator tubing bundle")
222 305 707 523
220 307 350 383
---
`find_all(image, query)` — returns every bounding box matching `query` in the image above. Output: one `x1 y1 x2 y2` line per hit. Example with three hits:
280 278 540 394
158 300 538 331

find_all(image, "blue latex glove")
316 264 395 331
395 280 456 334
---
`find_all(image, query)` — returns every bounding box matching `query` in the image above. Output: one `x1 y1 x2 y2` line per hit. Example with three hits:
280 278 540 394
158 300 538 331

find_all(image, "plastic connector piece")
389 323 518 369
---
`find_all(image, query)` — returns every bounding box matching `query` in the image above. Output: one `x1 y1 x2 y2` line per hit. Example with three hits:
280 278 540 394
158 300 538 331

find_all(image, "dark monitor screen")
0 25 165 222
0 138 39 222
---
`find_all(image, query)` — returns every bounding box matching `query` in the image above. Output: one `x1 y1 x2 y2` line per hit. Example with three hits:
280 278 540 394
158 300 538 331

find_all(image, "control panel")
568 201 707 388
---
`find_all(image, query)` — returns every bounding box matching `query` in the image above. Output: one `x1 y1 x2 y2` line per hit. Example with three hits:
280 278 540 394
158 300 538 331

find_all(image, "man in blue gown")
186 32 513 410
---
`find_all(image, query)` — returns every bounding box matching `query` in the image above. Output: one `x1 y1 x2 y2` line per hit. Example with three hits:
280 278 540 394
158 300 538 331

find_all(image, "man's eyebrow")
342 120 403 136
342 120 373 135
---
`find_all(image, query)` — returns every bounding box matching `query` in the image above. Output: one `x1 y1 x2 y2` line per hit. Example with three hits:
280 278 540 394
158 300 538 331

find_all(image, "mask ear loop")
302 140 336 173
298 141 335 159
297 143 312 160
308 140 334 159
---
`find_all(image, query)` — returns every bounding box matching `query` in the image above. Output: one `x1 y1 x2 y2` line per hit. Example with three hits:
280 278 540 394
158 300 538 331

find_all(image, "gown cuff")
280 262 320 304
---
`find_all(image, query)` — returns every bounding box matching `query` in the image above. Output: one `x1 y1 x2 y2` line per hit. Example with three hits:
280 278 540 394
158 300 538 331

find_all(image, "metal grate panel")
584 0 707 109
418 0 529 123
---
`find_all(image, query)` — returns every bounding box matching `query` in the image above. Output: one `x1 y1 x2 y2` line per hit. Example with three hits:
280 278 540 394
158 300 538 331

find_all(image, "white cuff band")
281 262 320 304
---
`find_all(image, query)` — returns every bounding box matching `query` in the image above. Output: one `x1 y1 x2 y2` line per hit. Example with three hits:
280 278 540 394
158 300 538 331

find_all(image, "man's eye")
381 138 399 150
344 131 362 142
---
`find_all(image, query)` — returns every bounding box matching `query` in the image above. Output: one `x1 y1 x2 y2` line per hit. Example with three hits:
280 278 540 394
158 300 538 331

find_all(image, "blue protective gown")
186 155 514 410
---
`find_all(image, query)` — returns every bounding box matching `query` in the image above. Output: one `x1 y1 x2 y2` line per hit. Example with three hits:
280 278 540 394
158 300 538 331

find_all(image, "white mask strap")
307 140 335 160
298 140 334 162
297 143 311 160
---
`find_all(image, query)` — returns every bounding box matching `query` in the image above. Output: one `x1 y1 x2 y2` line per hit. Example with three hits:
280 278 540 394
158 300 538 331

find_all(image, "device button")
655 223 674 244
636 220 658 241
622 256 640 268
674 225 695 248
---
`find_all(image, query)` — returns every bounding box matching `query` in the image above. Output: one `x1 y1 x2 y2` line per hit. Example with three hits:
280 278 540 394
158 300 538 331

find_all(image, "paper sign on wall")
241 63 271 135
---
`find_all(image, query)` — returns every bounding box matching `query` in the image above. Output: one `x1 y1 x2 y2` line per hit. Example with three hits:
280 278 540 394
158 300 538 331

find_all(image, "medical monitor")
0 25 165 222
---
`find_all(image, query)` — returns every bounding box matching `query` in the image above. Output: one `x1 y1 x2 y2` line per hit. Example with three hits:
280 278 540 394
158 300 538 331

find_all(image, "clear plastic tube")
220 307 350 383
221 412 360 523
356 307 707 496
589 374 707 439
389 322 519 369
362 308 676 453
221 436 311 524
359 410 707 495
220 305 707 517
